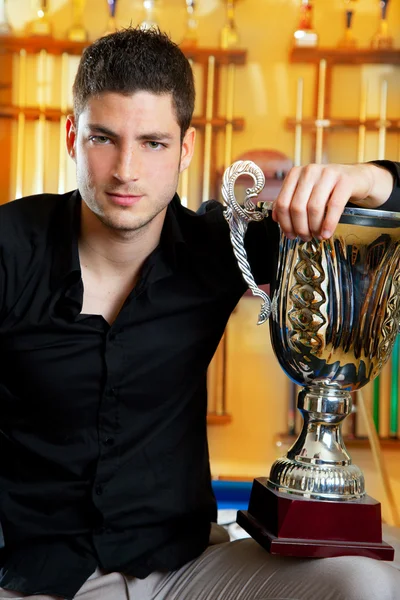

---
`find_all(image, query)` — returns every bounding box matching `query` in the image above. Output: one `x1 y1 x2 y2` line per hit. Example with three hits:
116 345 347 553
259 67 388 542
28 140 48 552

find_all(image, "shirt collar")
50 191 189 293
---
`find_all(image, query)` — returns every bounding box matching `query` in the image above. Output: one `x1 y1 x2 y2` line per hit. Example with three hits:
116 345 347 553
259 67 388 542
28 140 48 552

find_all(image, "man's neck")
78 205 165 281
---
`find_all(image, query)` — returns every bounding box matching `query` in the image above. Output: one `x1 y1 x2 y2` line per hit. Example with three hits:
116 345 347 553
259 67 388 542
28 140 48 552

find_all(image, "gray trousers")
1 525 400 600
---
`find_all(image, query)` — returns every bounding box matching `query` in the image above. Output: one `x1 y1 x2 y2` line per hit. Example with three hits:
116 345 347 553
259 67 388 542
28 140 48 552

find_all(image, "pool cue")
357 80 368 163
15 48 27 199
294 77 303 167
202 54 215 203
390 335 399 438
58 52 69 194
315 59 326 164
36 48 47 194
179 58 193 208
223 62 235 169
358 389 400 527
373 376 380 432
378 79 388 160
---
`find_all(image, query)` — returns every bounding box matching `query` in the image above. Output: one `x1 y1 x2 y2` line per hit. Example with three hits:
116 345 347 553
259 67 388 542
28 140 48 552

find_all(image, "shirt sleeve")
368 160 400 212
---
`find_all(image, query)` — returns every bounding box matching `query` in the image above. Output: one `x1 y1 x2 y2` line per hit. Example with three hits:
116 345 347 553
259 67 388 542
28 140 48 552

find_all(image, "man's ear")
66 115 77 160
180 127 196 173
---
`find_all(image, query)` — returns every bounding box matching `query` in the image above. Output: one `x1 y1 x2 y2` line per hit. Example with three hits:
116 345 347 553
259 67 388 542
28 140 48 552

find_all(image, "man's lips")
106 192 143 206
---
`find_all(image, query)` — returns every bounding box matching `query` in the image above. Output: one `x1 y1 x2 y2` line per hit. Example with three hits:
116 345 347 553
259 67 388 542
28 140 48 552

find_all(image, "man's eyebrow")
87 124 119 137
136 132 174 142
86 125 175 142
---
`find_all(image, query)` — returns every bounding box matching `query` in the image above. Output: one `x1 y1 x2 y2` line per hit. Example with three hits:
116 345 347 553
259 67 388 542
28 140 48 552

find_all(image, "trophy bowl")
222 160 400 559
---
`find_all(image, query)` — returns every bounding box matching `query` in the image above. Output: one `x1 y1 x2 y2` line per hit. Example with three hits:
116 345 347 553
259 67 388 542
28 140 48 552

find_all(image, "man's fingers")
307 169 351 239
273 165 354 241
321 177 352 239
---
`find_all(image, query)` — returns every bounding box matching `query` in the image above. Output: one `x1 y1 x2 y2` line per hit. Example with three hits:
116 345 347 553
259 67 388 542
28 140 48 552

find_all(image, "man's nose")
113 148 139 183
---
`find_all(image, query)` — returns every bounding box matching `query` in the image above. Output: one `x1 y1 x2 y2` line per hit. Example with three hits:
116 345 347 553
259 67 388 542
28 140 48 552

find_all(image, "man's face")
66 91 195 233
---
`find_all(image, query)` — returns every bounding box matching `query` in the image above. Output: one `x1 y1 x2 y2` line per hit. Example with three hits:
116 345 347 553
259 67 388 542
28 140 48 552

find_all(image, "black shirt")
0 190 278 598
0 160 399 598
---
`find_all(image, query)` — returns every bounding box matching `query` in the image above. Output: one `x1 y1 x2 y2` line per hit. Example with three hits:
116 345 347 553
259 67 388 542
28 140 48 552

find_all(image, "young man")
0 27 399 600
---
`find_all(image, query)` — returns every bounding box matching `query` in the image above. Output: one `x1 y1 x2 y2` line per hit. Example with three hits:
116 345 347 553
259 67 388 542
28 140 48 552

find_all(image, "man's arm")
272 161 398 242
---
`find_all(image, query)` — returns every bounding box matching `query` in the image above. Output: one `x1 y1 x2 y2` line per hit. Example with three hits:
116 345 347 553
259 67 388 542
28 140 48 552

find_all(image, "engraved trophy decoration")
371 0 393 50
220 0 239 49
222 160 400 560
140 0 158 30
293 0 318 47
67 0 88 42
105 0 118 34
27 0 52 36
0 0 12 35
181 0 198 48
338 0 358 48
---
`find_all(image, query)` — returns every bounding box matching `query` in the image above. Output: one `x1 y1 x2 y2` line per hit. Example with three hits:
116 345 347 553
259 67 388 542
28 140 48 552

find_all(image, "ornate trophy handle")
222 160 272 325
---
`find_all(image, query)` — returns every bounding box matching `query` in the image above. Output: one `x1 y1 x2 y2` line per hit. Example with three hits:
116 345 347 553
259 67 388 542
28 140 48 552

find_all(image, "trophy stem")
0 0 12 35
181 0 198 48
67 0 88 42
140 0 158 30
371 0 393 49
220 0 239 49
268 387 365 500
27 0 52 37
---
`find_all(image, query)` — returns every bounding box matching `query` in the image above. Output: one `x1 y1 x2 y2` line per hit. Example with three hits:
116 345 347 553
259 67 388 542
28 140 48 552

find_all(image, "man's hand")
271 162 394 241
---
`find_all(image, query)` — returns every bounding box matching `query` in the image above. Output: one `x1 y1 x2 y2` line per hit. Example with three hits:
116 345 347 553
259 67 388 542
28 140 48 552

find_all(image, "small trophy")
27 0 52 36
371 0 393 50
293 0 318 47
67 0 88 42
140 0 158 30
181 0 198 48
105 0 118 34
0 0 12 35
338 0 358 48
220 0 239 49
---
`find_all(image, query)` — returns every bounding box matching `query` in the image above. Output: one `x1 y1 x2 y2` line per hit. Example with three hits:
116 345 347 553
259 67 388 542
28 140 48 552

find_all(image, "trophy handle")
222 160 272 325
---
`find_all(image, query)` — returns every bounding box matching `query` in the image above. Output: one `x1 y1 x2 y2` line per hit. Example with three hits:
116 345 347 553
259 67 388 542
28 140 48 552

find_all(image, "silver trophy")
222 160 400 559
0 0 11 35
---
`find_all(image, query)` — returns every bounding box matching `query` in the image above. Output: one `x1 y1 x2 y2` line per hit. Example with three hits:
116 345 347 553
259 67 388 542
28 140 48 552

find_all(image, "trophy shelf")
0 35 247 65
286 117 400 133
290 47 400 66
207 413 232 425
0 105 245 132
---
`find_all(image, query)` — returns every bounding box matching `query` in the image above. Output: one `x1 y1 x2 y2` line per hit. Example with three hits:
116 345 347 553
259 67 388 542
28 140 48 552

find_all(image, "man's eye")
89 136 110 144
146 141 165 149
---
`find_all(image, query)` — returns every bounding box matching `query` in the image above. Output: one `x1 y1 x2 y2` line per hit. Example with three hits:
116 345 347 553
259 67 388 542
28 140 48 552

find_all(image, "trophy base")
293 29 318 47
67 27 88 42
26 20 52 37
237 478 394 561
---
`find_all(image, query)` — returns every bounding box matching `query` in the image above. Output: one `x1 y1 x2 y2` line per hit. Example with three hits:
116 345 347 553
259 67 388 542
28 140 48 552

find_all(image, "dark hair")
73 27 195 137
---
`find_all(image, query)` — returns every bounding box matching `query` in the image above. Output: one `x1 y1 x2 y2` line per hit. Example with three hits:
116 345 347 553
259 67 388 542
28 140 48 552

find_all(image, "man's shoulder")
0 191 76 242
0 191 74 222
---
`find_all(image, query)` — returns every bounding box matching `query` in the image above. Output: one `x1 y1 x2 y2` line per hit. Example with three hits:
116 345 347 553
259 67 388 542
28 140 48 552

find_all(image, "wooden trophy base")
237 478 394 560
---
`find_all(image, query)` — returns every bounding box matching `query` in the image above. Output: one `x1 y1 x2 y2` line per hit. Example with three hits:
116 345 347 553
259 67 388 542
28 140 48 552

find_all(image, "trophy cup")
67 0 88 42
371 0 393 50
293 0 318 47
338 0 358 48
222 160 400 560
140 0 158 30
27 0 52 36
220 0 239 49
105 0 118 34
181 0 198 48
0 0 12 35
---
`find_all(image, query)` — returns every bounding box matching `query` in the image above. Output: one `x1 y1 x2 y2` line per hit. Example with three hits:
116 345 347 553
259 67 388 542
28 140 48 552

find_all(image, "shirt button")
103 437 114 446
95 484 103 496
95 526 106 535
